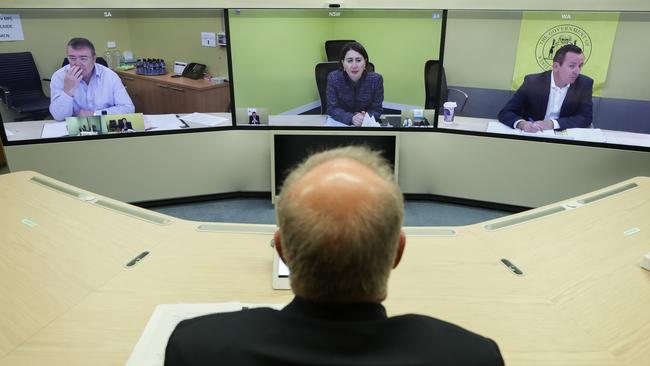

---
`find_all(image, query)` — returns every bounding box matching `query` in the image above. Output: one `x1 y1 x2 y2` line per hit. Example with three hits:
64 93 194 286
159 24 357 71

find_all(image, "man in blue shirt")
49 37 134 121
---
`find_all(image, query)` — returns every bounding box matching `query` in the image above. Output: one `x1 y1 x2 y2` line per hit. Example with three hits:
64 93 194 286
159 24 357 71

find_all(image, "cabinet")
116 70 230 114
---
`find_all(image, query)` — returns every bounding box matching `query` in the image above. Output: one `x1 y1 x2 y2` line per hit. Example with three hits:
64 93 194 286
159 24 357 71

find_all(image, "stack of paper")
4 128 14 137
361 113 381 127
563 128 607 143
325 116 350 127
486 121 555 137
144 114 185 131
41 122 68 138
126 302 285 366
179 113 230 127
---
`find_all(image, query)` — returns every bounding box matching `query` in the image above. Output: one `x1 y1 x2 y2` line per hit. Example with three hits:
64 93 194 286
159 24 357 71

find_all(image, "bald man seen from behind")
165 146 504 366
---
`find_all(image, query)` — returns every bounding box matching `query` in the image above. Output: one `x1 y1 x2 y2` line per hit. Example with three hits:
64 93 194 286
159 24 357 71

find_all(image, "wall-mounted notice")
0 14 24 41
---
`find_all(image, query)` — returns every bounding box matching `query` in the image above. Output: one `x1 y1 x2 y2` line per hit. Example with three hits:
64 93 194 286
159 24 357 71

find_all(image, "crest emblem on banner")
535 24 592 70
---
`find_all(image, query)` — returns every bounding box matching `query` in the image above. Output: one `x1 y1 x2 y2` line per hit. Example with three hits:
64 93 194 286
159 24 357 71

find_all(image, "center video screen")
1 8 232 145
228 9 443 129
441 10 650 150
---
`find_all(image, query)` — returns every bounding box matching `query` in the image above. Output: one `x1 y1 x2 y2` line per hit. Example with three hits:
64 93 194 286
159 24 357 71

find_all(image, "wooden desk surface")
116 69 229 91
0 171 648 365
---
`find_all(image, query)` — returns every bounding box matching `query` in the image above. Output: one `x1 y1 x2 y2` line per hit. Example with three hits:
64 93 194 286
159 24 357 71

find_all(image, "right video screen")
441 10 650 149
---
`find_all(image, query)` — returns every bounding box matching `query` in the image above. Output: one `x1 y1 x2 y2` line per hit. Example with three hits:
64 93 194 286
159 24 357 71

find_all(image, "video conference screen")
228 9 443 129
0 8 232 144
2 7 649 152
441 10 650 149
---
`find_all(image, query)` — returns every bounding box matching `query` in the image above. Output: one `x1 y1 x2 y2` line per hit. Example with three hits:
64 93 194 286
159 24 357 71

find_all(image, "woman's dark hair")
339 42 369 66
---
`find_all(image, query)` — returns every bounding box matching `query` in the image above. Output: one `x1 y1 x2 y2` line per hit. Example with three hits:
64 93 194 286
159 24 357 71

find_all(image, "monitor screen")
228 8 443 129
272 133 398 197
0 8 233 145
441 10 650 150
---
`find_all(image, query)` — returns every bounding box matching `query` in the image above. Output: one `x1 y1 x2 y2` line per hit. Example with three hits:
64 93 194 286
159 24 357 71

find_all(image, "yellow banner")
512 12 619 96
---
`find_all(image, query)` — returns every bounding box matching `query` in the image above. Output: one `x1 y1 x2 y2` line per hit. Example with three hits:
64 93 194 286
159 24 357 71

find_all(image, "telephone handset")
182 63 207 79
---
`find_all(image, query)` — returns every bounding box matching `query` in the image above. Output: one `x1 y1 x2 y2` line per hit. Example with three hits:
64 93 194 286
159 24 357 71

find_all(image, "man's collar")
282 296 387 321
550 71 570 90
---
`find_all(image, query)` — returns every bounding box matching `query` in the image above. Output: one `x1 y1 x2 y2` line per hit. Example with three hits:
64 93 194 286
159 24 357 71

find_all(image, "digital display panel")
441 10 650 150
229 9 443 129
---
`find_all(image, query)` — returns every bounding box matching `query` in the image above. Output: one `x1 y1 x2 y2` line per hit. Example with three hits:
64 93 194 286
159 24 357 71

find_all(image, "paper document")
144 114 185 131
487 121 555 137
178 113 230 127
126 302 285 366
41 122 68 138
563 128 607 143
361 113 381 127
4 128 14 137
325 116 350 127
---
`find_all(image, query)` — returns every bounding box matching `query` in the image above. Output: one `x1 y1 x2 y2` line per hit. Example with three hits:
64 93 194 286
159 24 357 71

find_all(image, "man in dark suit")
165 146 504 366
499 44 593 132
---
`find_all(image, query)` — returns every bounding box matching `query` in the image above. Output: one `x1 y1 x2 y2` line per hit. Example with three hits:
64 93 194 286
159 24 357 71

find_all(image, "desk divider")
93 199 171 225
484 206 566 231
30 176 89 199
576 182 638 205
197 223 276 235
404 227 457 237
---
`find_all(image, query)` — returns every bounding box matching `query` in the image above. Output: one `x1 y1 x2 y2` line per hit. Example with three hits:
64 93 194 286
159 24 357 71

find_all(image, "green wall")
229 10 331 114
229 9 442 114
444 10 650 101
0 10 132 87
0 9 227 95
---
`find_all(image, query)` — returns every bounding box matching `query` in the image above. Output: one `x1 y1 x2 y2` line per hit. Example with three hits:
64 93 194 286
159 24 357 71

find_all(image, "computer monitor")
228 8 443 129
271 132 399 202
441 9 650 151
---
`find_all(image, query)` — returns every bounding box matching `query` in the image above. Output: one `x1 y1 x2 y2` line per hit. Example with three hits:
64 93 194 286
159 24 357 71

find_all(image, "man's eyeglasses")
67 56 92 63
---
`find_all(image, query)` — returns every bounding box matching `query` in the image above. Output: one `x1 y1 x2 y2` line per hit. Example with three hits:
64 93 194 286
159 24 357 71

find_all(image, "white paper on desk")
41 122 68 138
144 114 185 131
564 128 606 143
487 121 555 137
325 116 350 127
179 112 230 127
486 121 522 135
361 113 381 127
4 128 13 136
126 302 243 366
126 302 287 366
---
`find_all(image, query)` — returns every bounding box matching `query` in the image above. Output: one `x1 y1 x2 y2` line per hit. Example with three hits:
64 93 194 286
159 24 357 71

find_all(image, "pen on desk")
176 114 190 128
125 251 150 267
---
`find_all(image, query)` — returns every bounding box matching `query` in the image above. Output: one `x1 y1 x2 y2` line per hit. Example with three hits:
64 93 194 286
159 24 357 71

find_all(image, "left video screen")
228 9 443 128
0 9 232 144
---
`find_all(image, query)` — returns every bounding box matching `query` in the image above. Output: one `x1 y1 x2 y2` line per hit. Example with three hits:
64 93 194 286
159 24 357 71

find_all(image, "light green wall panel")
330 10 442 107
125 10 227 77
444 10 521 90
445 10 650 102
229 10 330 114
229 9 441 114
601 12 650 100
0 10 132 88
0 9 228 87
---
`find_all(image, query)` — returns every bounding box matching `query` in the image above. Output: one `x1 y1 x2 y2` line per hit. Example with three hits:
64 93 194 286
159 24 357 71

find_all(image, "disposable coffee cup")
443 101 457 122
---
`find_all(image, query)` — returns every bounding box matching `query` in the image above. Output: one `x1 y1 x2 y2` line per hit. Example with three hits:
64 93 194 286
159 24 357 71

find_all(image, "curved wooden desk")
0 171 648 365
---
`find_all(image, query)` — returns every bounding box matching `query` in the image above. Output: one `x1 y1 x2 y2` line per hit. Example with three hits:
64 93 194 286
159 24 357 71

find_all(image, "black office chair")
424 60 468 112
315 62 376 114
325 40 357 61
61 56 109 68
0 52 51 121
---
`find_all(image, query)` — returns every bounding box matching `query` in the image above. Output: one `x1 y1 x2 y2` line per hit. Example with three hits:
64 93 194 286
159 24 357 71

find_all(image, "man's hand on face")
63 66 84 96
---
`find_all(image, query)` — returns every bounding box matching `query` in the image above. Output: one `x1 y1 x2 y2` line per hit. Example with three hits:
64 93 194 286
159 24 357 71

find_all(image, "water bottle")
103 50 113 69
